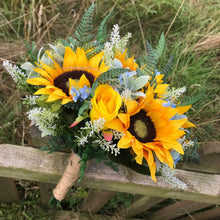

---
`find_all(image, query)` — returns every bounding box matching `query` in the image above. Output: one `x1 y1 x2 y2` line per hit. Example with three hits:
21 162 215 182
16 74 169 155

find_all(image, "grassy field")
0 0 219 218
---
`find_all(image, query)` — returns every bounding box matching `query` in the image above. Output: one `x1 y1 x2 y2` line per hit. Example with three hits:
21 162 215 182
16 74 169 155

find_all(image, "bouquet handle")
52 150 81 202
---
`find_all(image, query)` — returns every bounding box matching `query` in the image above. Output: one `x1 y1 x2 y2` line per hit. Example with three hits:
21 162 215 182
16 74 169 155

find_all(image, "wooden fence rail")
0 143 220 219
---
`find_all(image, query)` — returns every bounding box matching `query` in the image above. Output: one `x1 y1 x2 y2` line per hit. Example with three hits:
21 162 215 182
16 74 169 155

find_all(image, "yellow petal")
46 93 62 102
45 51 63 75
79 74 91 88
118 137 131 149
163 150 174 169
63 47 77 68
125 99 140 115
159 138 184 154
105 118 124 132
62 98 72 105
34 88 53 95
168 118 187 130
88 51 104 70
118 113 130 128
34 68 54 83
176 105 191 115
135 153 143 164
69 78 79 89
76 48 88 67
182 120 196 128
26 77 51 86
53 89 67 97
143 150 157 182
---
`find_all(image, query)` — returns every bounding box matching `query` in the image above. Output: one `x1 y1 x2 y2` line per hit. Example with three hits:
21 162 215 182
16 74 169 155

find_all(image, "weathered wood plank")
39 182 57 207
53 211 142 220
149 200 212 220
120 196 165 218
80 189 115 213
0 177 20 202
181 206 220 220
177 142 220 174
0 144 220 205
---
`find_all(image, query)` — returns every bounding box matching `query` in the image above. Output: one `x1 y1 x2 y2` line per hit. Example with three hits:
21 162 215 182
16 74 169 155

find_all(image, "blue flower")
174 156 181 165
79 85 91 100
163 100 176 108
70 87 80 102
155 69 161 75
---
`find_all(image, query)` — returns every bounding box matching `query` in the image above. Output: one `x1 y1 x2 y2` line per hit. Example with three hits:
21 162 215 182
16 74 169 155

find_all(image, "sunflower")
26 47 109 105
107 87 190 182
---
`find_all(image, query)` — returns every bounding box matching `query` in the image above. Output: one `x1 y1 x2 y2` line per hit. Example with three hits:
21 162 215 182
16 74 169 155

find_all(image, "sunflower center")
54 70 95 95
128 109 156 143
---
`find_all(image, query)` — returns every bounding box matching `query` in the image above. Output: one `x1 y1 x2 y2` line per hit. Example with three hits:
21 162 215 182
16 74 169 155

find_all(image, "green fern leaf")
178 91 205 106
154 33 165 62
91 68 131 96
97 10 113 43
60 39 71 47
83 41 101 51
136 68 147 77
67 36 79 48
86 44 104 59
138 41 157 89
160 55 173 82
75 4 96 46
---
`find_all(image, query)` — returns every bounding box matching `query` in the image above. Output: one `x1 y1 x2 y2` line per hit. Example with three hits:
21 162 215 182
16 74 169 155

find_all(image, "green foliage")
24 40 38 64
137 41 158 89
83 41 101 51
91 68 131 96
67 36 80 48
75 4 96 46
0 181 50 219
181 140 200 164
39 135 75 154
160 55 173 82
78 101 90 117
177 91 205 107
99 192 134 214
36 95 62 112
86 44 104 59
154 33 165 62
63 101 82 111
96 10 113 43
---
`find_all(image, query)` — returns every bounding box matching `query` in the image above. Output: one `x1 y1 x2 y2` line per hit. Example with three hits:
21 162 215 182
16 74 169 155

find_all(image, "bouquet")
3 4 198 205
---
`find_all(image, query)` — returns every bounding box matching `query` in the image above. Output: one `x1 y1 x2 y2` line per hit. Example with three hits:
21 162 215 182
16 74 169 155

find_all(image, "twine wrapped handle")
53 151 81 201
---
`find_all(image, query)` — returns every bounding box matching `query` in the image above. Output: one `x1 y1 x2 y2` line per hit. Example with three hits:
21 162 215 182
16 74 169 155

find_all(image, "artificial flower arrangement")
3 4 199 205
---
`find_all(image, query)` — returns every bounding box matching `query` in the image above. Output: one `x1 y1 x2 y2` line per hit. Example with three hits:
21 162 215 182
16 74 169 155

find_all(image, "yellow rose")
90 84 122 129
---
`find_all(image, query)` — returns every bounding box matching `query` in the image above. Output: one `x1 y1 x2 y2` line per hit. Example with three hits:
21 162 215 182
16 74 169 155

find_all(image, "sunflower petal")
144 150 157 182
34 68 54 83
62 98 72 105
46 93 62 102
176 105 191 114
118 113 130 128
182 120 196 128
105 118 124 132
53 89 67 97
63 47 77 68
34 88 53 95
79 74 91 88
26 77 51 86
76 48 88 67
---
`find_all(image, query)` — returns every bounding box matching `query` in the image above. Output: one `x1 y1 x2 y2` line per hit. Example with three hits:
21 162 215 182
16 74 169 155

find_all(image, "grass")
0 0 219 218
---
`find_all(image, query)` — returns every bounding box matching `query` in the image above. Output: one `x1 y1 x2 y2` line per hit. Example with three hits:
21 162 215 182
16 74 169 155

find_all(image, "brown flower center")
128 109 156 143
54 70 94 95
